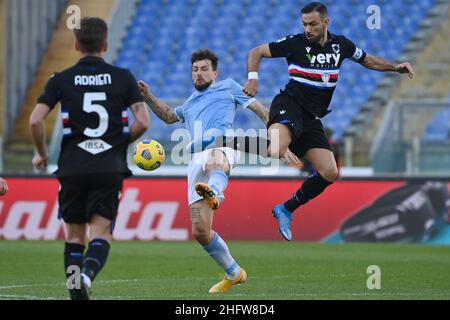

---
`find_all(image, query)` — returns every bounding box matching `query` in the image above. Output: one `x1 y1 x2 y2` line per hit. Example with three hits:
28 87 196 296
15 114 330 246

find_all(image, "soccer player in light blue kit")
138 49 270 293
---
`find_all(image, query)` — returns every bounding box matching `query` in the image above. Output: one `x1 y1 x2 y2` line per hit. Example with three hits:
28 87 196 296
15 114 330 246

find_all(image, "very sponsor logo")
306 52 341 67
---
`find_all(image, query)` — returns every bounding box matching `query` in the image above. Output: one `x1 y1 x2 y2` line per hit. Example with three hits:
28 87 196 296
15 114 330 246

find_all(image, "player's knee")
192 226 211 245
319 165 339 182
66 235 87 245
65 225 88 244
205 150 230 174
267 144 289 159
205 162 230 175
89 224 113 242
89 232 112 243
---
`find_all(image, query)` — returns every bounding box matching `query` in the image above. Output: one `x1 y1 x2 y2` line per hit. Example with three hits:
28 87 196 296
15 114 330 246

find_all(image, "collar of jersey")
78 56 105 64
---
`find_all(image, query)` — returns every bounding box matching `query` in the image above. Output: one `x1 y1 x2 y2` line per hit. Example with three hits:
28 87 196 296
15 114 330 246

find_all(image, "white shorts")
187 147 241 206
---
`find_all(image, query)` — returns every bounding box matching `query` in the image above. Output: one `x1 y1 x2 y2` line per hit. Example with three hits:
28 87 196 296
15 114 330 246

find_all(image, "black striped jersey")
269 32 366 118
37 56 143 177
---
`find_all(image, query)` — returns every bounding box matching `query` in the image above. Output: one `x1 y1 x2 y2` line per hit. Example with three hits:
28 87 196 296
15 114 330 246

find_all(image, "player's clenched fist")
242 79 258 97
137 80 151 100
32 154 48 171
0 177 8 196
395 62 415 79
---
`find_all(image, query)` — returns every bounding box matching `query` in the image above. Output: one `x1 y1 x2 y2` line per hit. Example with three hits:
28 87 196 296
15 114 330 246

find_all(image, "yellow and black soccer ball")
132 139 165 171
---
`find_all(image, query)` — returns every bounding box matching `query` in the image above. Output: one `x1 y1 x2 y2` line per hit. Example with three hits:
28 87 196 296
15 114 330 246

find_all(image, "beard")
306 33 320 43
194 80 213 91
306 28 326 44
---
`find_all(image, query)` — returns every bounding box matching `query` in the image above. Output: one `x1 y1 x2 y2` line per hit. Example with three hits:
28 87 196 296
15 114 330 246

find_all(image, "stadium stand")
3 0 447 173
423 108 450 141
116 0 437 141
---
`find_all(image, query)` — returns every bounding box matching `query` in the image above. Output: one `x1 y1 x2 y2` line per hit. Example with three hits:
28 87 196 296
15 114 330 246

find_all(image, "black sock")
284 172 333 212
216 135 270 157
82 238 110 281
64 243 85 279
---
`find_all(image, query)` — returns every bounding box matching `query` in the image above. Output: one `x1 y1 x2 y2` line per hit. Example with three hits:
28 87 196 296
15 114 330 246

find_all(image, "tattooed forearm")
144 92 179 124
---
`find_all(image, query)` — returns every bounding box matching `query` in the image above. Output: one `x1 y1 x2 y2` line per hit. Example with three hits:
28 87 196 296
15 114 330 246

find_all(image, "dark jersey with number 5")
37 56 143 177
269 32 366 118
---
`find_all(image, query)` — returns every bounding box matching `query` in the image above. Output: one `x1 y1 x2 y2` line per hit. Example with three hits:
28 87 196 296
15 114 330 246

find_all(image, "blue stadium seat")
423 109 450 141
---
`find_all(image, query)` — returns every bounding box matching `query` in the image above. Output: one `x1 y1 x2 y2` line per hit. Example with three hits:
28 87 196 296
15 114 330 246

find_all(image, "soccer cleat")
272 204 293 241
69 276 91 300
195 183 220 210
209 268 247 293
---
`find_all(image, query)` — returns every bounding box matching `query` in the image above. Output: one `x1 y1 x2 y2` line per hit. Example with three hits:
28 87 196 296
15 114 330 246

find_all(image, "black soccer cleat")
69 276 91 300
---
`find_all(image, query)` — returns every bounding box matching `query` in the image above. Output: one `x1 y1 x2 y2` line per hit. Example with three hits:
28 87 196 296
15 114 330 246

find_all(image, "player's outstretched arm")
29 103 51 171
247 101 269 125
360 53 415 79
243 44 272 97
0 177 8 196
129 102 150 142
137 80 179 124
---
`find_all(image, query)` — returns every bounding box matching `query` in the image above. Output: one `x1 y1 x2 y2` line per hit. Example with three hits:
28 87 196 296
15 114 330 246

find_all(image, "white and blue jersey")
180 79 254 205
174 78 255 141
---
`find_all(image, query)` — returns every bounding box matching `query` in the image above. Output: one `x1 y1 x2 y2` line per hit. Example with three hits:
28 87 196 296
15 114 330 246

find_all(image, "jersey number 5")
83 92 108 137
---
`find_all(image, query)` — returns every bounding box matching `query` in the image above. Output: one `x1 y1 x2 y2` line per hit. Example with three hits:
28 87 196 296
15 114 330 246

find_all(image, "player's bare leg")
190 201 247 293
190 200 214 246
195 149 230 210
65 223 88 245
267 123 292 159
78 214 113 298
192 151 246 293
64 223 88 300
267 123 298 240
89 214 113 243
303 148 339 183
274 148 338 241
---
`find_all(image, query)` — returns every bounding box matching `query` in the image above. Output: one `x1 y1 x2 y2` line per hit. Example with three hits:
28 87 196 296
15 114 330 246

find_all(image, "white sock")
81 273 91 288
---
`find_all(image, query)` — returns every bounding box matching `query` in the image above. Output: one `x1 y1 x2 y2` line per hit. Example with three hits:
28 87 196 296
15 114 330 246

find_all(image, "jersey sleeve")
268 35 296 58
229 79 256 109
37 73 60 109
341 36 366 63
174 105 185 123
125 70 144 106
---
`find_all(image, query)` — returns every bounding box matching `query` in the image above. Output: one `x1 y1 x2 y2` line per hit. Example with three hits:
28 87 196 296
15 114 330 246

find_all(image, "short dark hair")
74 17 108 53
191 49 219 71
301 2 328 19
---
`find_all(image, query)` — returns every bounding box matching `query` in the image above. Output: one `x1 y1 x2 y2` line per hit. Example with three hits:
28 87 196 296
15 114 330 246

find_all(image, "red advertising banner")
0 177 449 242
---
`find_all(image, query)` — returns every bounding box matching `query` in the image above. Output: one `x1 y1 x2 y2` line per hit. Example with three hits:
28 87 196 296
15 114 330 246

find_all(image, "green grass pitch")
1 241 450 300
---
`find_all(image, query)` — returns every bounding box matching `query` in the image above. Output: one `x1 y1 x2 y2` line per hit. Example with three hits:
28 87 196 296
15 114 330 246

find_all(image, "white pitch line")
0 284 56 290
0 294 60 300
0 276 315 290
0 279 143 291
0 274 359 290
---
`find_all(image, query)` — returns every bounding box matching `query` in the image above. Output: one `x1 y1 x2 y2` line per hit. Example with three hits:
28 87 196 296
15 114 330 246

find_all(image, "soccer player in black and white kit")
29 17 150 299
243 2 414 241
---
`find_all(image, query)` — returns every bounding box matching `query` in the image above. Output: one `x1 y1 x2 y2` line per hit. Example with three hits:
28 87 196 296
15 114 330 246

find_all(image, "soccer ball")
132 139 165 171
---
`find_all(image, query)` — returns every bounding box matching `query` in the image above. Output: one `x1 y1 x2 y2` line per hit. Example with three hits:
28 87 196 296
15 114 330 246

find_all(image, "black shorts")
268 91 331 158
57 173 126 225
